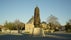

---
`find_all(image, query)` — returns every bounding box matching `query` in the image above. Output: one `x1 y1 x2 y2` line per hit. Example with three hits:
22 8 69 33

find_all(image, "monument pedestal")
32 27 45 37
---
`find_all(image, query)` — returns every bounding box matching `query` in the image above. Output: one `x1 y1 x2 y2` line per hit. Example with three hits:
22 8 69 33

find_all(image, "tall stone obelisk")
32 6 44 36
34 6 40 28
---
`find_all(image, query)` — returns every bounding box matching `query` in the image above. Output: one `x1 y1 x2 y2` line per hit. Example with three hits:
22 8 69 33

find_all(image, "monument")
34 6 40 27
32 6 45 36
25 6 45 36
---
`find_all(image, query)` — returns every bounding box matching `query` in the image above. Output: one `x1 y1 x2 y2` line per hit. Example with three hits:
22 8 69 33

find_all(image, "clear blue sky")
0 0 71 25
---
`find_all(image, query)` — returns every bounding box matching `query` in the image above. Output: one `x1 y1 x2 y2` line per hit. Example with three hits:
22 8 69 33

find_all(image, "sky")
0 0 71 25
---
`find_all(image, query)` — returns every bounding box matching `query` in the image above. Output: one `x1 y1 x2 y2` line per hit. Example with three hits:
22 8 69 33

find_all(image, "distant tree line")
1 15 71 33
4 20 25 30
46 15 71 32
65 19 71 32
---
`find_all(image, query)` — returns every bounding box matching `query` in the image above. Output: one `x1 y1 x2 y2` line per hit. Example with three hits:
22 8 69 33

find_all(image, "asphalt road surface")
0 33 71 40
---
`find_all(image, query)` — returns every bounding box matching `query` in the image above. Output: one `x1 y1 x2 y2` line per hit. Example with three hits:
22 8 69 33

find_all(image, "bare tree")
47 15 61 31
65 19 71 32
14 20 20 33
68 19 71 25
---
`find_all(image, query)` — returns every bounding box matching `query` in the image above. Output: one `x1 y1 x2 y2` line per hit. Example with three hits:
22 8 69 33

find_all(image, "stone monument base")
32 27 45 37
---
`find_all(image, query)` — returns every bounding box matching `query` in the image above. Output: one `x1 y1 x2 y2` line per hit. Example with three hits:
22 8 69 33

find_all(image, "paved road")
0 33 71 40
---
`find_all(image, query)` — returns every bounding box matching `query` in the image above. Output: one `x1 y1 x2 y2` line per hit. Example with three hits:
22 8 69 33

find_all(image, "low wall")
2 29 25 34
11 30 18 34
